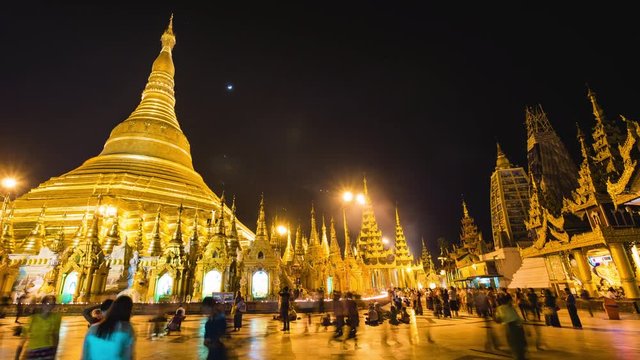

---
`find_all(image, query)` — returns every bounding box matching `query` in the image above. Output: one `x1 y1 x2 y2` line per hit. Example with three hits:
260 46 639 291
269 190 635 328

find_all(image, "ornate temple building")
520 90 640 298
0 18 426 303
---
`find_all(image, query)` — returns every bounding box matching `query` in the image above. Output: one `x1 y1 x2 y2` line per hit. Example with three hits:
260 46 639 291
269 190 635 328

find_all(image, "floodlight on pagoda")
355 193 366 205
277 225 288 235
342 191 354 203
440 270 446 276
382 237 390 245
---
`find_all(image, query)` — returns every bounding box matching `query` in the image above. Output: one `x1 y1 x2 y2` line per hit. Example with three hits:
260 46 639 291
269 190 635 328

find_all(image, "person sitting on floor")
365 303 379 326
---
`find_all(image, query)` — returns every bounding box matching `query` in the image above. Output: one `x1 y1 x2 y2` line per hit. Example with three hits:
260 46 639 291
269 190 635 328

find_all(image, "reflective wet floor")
0 309 638 359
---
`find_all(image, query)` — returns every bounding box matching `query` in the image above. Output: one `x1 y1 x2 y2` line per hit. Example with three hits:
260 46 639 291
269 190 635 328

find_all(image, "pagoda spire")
169 204 184 245
320 215 330 258
496 142 512 169
394 206 413 265
460 200 482 255
1 206 15 253
102 216 120 255
227 196 240 254
135 216 145 253
343 208 354 259
357 177 386 263
587 87 624 176
147 206 163 256
329 217 342 259
186 210 199 259
82 205 103 251
294 225 304 257
98 15 196 169
19 206 47 254
281 223 294 263
255 194 268 239
420 237 434 272
71 211 88 248
216 193 226 236
309 203 320 247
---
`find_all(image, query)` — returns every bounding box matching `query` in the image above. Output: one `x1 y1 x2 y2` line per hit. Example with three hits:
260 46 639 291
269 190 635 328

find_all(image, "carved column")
609 242 640 299
572 248 597 295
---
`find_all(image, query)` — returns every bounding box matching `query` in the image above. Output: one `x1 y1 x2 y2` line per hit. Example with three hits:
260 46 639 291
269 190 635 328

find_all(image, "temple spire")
281 223 294 263
1 206 15 253
329 217 342 258
216 193 226 236
169 204 184 245
19 205 47 254
496 142 511 169
321 215 330 258
102 216 120 255
147 207 163 256
343 208 354 259
255 194 268 241
394 206 413 265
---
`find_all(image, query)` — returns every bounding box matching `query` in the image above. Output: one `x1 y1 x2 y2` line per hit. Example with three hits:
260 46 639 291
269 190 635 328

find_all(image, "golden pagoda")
0 17 254 300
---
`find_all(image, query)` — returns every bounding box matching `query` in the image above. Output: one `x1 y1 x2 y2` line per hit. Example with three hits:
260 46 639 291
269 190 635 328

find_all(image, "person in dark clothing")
542 289 561 327
526 288 540 321
515 288 527 320
345 292 359 339
564 288 582 329
279 286 291 332
82 299 114 327
203 297 227 360
388 305 400 325
332 291 345 337
318 289 325 314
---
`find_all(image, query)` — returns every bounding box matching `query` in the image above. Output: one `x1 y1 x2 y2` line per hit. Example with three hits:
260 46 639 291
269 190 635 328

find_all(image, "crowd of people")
4 283 614 360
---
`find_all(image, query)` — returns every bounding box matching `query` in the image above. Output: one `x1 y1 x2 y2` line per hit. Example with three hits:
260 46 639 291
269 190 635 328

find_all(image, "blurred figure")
203 297 228 360
15 293 26 324
564 288 582 329
82 295 135 360
82 299 114 327
344 292 359 348
165 306 186 334
399 306 411 324
542 289 561 327
495 294 527 360
449 287 460 317
332 291 344 338
279 286 291 332
388 305 400 325
232 295 246 332
579 288 593 317
16 295 61 360
526 288 540 321
476 288 500 351
514 289 527 319
149 306 167 339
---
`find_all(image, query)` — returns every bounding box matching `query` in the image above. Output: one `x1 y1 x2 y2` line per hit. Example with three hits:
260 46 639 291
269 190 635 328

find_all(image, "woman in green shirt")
16 295 61 360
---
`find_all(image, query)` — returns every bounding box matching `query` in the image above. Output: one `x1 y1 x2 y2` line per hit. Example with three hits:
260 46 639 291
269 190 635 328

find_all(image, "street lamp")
1 177 18 226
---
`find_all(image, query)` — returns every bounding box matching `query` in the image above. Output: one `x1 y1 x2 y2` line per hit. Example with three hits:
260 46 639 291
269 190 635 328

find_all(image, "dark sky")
2 3 640 257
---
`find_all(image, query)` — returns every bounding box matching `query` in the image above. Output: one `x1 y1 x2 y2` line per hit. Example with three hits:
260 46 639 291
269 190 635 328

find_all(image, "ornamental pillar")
572 248 597 296
609 242 640 299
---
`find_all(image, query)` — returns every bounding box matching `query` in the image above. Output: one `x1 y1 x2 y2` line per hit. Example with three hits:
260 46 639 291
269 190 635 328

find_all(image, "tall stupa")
9 16 254 253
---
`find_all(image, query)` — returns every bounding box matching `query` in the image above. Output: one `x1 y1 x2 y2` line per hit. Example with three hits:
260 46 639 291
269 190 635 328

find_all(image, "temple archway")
202 270 222 299
326 276 333 295
252 270 269 299
60 271 78 304
155 273 173 301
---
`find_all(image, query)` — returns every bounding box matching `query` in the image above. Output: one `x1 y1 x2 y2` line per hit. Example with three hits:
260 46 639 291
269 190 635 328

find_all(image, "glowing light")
429 282 436 290
342 191 354 202
356 193 366 205
1 177 17 190
406 266 412 272
98 205 117 217
440 270 446 275
277 225 288 235
382 237 389 244
226 83 234 91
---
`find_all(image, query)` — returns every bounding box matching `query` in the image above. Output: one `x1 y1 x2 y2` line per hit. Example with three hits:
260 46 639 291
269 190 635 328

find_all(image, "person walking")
82 295 135 360
564 288 582 329
202 297 228 360
332 291 345 338
526 288 540 321
15 295 61 360
515 289 527 319
449 287 460 317
579 288 593 317
344 292 359 348
542 289 561 327
232 296 246 332
279 286 291 332
495 294 527 360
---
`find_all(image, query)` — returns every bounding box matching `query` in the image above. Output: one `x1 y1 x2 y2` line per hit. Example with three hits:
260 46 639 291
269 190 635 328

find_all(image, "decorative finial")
462 199 469 218
161 14 176 50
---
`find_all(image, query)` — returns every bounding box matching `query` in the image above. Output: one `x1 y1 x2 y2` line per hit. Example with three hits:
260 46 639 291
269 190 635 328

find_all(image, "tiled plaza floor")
0 308 638 359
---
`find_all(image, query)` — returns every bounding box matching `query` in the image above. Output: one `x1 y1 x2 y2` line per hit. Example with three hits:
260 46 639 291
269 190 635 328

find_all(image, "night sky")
2 3 640 257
